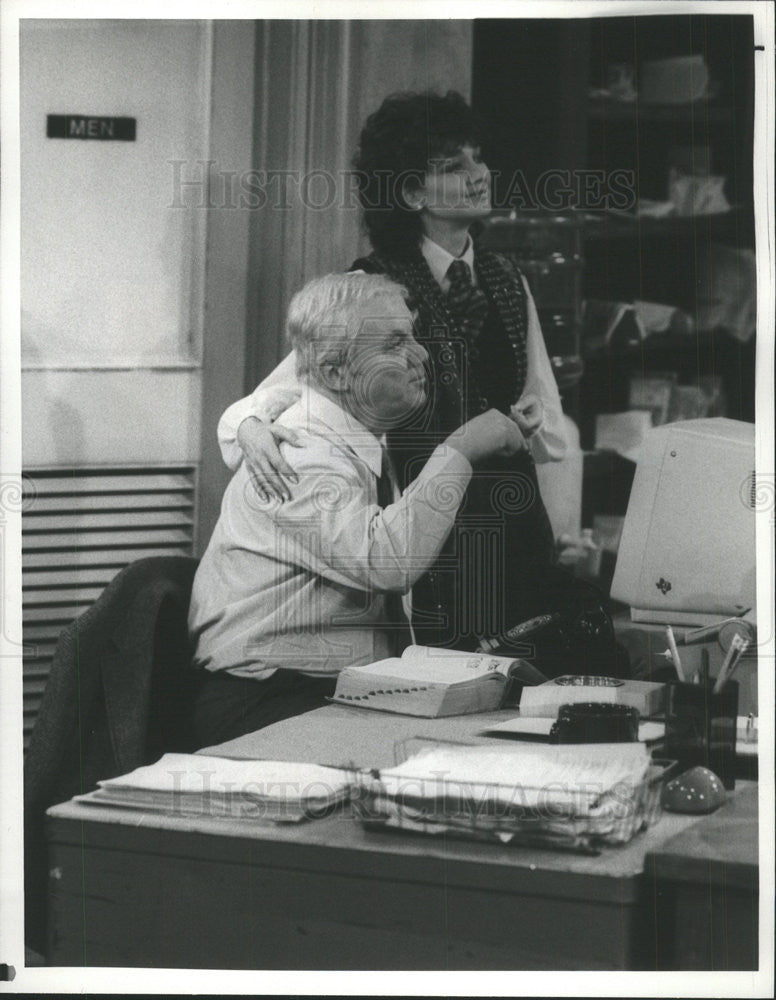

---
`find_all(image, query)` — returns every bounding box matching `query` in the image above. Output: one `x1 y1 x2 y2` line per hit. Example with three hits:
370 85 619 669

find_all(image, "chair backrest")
23 554 199 954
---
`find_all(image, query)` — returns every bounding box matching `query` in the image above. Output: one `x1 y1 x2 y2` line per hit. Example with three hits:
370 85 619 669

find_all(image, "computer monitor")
610 418 756 625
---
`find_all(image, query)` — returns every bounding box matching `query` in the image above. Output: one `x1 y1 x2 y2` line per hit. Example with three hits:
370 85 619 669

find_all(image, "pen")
682 614 754 645
665 625 685 682
700 648 710 690
722 636 749 687
680 619 730 645
712 634 749 694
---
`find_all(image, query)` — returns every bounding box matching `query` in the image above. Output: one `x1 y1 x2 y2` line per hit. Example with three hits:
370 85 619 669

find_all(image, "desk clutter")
353 739 668 853
73 741 671 854
71 651 753 851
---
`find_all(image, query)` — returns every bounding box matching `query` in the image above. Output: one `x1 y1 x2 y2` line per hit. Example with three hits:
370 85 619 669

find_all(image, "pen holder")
663 680 738 789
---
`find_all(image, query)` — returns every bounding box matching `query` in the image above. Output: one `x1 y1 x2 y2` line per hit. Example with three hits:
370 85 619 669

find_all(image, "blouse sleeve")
518 274 568 463
217 350 303 470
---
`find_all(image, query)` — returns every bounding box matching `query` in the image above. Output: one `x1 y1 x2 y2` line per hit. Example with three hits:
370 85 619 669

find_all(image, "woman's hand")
236 417 303 502
510 394 544 439
446 409 527 465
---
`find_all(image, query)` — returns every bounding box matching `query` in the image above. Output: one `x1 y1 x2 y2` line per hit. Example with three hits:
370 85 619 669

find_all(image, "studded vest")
350 246 556 648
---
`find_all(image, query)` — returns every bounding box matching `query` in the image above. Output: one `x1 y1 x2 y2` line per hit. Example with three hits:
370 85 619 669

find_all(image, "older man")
189 272 526 745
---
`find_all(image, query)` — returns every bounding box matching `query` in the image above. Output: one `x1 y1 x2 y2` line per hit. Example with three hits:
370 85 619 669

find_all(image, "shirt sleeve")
217 350 303 470
261 440 473 594
518 274 568 463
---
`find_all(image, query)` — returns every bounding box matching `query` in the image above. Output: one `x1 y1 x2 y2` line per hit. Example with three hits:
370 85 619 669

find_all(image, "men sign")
46 115 136 140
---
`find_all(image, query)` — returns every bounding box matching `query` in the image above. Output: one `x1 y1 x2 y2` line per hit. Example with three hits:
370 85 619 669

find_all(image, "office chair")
23 555 200 957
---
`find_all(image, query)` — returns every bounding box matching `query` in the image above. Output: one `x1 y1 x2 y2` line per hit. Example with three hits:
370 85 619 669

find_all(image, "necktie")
376 448 413 654
446 259 489 356
375 450 396 510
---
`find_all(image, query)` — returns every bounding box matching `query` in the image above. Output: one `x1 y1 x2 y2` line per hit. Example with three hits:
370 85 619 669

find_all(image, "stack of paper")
356 742 658 849
77 754 352 823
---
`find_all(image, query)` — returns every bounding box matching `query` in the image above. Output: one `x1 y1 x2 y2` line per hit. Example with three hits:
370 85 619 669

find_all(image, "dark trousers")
191 669 336 748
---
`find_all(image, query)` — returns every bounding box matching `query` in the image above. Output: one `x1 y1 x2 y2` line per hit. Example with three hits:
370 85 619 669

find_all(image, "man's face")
343 294 428 431
419 143 492 221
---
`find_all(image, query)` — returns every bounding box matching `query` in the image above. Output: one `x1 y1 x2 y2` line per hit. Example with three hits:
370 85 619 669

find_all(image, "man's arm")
258 439 472 594
257 409 522 594
217 350 303 470
519 274 568 463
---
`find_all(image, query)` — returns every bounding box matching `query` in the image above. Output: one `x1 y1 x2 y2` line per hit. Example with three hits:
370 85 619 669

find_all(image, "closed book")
330 645 547 718
518 676 665 718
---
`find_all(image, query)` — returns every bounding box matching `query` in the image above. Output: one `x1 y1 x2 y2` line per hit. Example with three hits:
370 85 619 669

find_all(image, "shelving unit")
582 207 752 244
474 11 756 506
581 16 755 318
586 98 734 125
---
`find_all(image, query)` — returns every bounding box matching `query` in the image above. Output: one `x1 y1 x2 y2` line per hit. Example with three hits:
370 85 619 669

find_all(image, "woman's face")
416 144 492 224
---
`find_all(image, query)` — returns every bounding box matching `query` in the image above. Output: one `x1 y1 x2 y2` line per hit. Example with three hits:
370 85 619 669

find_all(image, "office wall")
354 20 473 117
20 20 211 467
16 21 256 744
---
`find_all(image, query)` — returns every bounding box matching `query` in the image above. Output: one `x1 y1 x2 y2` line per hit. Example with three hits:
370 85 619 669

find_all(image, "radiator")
21 466 197 747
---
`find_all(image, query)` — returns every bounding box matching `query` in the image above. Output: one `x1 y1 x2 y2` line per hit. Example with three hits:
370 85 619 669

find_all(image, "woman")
219 92 618 669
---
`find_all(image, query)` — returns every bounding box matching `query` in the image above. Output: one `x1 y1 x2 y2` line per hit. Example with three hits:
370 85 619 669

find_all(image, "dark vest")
351 247 556 648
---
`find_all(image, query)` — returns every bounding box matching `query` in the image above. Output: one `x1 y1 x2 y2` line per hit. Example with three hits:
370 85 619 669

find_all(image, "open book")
330 645 547 718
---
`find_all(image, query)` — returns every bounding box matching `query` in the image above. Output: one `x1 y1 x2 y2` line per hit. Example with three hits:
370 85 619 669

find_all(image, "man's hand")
236 417 303 502
510 393 544 439
445 409 527 465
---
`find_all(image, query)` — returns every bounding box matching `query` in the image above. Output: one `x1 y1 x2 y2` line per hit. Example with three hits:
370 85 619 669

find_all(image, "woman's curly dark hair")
352 91 482 259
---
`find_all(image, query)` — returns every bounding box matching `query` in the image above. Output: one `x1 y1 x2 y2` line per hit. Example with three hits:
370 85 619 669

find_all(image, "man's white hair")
287 272 408 382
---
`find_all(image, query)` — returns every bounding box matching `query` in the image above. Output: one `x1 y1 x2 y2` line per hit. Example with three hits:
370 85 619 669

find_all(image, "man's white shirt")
189 386 471 679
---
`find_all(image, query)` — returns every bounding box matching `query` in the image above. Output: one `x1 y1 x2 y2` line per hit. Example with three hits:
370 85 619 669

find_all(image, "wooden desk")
46 706 759 970
645 782 760 970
